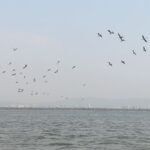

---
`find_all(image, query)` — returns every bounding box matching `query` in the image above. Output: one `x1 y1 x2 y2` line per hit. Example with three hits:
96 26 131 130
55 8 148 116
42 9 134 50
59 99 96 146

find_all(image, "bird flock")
97 30 148 67
0 29 148 101
1 48 81 99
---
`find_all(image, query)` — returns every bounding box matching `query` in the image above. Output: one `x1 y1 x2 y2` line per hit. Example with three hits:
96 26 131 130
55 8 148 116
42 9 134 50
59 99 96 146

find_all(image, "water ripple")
0 109 150 150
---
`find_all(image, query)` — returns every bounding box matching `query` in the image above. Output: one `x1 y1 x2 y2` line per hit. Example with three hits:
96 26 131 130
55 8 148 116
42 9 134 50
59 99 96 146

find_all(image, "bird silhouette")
2 71 6 74
132 50 136 55
107 29 114 34
143 46 147 52
121 60 126 64
118 33 125 42
72 66 76 69
18 88 24 93
33 78 36 82
35 92 38 95
43 75 46 78
83 83 86 87
13 48 18 51
57 60 60 64
54 69 58 73
108 62 112 66
97 33 102 38
11 73 16 76
22 64 28 69
8 62 12 66
142 35 147 42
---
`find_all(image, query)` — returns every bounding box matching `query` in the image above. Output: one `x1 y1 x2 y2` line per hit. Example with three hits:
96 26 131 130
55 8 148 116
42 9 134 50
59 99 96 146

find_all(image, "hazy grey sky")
0 0 150 107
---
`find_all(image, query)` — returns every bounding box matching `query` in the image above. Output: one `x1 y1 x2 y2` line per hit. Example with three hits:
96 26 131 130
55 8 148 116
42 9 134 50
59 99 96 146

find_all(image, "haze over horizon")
0 0 150 108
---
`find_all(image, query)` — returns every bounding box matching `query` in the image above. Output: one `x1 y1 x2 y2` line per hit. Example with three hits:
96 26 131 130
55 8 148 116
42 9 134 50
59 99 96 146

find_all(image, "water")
0 108 150 150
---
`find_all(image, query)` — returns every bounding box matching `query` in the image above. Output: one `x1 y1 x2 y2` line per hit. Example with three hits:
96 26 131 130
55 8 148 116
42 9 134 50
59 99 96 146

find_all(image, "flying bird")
121 60 126 64
120 38 125 42
22 64 28 69
72 66 76 69
56 60 60 64
82 83 86 87
118 33 125 42
108 62 112 66
142 35 147 42
33 78 36 82
132 50 136 55
2 71 6 74
11 73 16 76
8 62 12 66
35 92 38 95
143 46 147 52
97 33 102 38
18 88 24 93
54 69 58 73
13 48 18 51
118 33 123 39
43 75 46 78
107 29 114 34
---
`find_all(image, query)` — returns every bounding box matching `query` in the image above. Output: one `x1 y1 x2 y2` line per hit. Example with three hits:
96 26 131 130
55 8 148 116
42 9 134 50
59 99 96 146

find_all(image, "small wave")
48 142 73 146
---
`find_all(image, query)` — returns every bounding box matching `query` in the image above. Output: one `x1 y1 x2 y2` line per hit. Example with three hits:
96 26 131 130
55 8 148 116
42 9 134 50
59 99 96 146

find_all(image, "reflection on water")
0 108 150 150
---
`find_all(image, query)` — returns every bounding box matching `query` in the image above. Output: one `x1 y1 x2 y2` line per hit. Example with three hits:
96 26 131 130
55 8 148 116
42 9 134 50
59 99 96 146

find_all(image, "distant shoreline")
0 107 150 111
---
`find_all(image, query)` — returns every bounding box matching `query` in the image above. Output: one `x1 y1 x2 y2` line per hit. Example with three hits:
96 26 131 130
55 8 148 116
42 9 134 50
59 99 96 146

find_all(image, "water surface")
0 108 150 150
